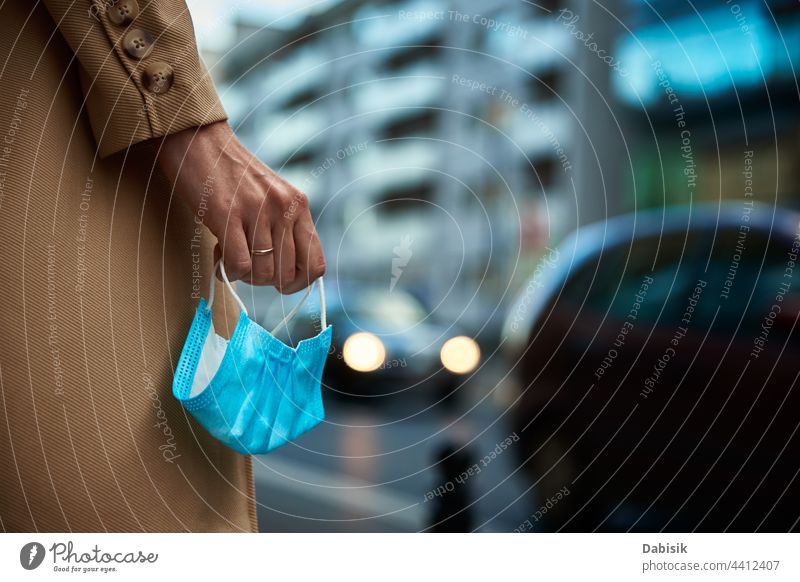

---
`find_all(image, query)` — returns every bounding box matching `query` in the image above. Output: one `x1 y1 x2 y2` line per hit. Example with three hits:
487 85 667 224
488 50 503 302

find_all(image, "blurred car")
503 203 800 532
264 281 481 401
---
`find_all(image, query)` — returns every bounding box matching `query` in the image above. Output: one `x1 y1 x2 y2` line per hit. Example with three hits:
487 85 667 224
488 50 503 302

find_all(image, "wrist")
157 121 231 173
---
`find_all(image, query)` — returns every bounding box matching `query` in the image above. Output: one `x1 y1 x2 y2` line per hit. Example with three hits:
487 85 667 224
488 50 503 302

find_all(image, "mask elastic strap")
206 259 327 333
207 259 249 316
270 276 326 335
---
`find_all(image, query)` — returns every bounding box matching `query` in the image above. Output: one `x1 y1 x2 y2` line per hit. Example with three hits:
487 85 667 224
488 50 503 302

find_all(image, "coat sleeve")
41 0 227 158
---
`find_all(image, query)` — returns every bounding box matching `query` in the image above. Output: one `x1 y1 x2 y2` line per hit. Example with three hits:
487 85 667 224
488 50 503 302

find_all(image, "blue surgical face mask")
172 261 332 455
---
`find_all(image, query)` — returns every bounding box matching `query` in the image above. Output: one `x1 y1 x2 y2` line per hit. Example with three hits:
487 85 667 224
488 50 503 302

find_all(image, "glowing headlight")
440 336 480 374
343 332 386 372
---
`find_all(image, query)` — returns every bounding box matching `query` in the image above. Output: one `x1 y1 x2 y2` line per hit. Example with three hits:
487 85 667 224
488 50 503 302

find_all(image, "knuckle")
251 266 274 286
261 264 275 279
256 208 272 228
227 258 251 276
279 268 296 286
295 191 309 210
274 188 293 209
249 226 266 245
275 188 308 220
215 215 244 237
246 190 268 211
311 258 326 279
227 196 247 217
271 230 291 249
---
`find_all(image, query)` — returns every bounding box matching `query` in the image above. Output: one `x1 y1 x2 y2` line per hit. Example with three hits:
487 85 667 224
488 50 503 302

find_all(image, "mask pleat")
266 355 298 450
255 350 283 451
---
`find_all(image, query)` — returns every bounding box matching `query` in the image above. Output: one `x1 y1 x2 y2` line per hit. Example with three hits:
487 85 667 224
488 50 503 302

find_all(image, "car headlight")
440 336 481 374
343 332 386 372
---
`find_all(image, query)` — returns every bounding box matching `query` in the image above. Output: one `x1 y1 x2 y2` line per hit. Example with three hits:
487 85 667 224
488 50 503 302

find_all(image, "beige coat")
0 0 257 531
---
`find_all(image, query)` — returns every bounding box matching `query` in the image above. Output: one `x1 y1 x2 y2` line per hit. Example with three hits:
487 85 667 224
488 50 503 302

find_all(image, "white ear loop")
206 259 327 334
207 259 248 315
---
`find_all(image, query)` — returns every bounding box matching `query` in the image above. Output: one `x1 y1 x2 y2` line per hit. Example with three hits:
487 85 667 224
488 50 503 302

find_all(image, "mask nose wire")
206 259 327 333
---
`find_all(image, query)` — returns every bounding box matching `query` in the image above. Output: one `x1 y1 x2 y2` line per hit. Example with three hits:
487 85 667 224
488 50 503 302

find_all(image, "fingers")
215 208 325 293
217 221 251 282
207 163 323 293
244 207 275 285
272 217 296 294
278 213 326 294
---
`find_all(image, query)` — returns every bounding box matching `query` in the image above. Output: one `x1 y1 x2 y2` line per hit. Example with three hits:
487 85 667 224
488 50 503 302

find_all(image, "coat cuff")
82 0 228 158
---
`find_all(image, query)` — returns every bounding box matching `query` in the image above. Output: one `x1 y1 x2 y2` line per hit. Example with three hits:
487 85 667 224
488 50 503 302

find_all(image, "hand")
156 121 326 294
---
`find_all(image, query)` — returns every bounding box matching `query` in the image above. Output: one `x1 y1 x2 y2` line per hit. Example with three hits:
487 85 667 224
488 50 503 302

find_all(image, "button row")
106 0 174 94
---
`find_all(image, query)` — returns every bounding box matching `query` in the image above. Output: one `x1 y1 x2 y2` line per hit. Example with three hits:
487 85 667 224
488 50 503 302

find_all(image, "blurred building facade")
207 0 600 333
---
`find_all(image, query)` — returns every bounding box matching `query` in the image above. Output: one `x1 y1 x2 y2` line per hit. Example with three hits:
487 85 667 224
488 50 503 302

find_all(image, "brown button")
122 28 154 60
142 62 174 94
107 0 139 26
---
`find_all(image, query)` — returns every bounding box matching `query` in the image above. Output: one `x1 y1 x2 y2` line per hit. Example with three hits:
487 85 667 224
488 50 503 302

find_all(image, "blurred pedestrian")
428 443 475 532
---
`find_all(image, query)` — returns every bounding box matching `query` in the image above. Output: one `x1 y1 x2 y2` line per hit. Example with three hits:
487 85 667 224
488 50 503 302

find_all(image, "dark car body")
504 203 800 531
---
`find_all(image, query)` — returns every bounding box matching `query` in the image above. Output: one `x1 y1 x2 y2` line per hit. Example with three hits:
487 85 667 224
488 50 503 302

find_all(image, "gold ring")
252 248 274 256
